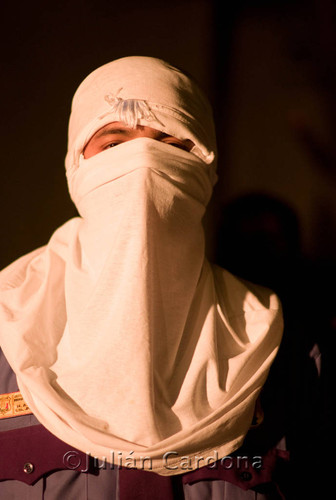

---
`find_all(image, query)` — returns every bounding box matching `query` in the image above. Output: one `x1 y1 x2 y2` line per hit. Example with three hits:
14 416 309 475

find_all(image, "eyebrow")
96 128 131 137
94 126 168 139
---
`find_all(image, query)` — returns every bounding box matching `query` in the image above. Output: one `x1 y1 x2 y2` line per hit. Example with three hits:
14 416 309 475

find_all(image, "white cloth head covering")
65 56 217 180
0 56 283 475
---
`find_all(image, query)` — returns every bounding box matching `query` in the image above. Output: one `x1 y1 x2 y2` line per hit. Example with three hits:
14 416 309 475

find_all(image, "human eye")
102 135 127 150
104 141 121 149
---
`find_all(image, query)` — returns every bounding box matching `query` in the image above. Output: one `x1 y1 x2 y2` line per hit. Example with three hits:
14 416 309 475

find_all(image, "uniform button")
23 462 34 474
240 471 252 481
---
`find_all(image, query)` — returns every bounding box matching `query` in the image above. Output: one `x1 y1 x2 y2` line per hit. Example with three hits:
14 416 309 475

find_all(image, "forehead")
91 122 162 138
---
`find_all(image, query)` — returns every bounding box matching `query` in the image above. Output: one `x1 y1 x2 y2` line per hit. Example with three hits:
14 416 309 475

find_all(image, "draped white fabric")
0 57 283 475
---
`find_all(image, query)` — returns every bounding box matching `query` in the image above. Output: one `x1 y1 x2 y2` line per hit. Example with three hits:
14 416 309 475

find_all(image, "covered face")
65 56 217 179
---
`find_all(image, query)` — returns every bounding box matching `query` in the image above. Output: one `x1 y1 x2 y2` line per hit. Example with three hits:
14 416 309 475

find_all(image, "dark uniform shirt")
0 348 292 499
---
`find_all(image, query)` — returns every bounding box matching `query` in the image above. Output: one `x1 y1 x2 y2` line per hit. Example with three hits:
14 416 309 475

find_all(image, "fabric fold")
0 56 283 476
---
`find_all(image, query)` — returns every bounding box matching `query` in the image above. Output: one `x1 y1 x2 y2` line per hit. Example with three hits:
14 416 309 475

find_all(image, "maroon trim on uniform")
118 447 290 499
118 467 176 500
182 447 290 491
0 424 89 485
0 420 289 495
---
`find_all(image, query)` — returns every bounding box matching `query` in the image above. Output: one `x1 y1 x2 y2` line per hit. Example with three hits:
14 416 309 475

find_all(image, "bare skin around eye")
83 121 194 159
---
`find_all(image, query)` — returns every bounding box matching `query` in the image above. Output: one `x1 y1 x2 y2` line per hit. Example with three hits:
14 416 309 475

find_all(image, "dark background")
1 0 334 490
1 0 336 267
